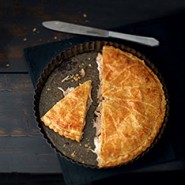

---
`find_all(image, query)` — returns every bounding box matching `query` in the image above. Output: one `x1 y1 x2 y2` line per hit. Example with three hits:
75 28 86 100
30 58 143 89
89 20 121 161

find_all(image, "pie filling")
93 46 166 168
93 53 103 162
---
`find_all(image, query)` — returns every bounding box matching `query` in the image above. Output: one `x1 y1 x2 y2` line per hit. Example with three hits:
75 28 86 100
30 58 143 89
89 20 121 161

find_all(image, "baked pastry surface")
96 46 166 168
41 80 92 142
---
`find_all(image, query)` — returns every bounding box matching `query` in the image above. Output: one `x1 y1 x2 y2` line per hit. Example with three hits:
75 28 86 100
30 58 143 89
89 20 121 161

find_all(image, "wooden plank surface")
0 74 62 173
0 74 38 136
0 137 62 173
1 0 185 72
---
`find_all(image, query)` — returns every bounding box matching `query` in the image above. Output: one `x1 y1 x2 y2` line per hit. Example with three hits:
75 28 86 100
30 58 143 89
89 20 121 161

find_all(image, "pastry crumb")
79 68 85 78
32 28 37 32
6 63 10 67
83 13 87 18
73 74 80 81
71 151 76 158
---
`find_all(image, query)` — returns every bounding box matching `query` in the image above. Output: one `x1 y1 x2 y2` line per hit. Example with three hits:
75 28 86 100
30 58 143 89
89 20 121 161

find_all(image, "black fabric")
24 11 185 185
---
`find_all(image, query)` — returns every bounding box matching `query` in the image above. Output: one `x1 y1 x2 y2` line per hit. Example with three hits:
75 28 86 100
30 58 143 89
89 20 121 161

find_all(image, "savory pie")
41 80 92 142
94 46 166 168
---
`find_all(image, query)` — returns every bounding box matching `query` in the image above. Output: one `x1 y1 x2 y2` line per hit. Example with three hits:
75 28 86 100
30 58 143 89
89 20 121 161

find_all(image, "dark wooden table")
0 0 185 184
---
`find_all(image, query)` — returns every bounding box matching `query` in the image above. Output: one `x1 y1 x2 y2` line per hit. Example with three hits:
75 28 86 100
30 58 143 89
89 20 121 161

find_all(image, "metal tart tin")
34 41 169 168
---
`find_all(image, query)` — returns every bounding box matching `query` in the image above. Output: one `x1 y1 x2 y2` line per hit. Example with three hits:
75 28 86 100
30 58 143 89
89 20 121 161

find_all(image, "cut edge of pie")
41 80 92 142
94 45 167 168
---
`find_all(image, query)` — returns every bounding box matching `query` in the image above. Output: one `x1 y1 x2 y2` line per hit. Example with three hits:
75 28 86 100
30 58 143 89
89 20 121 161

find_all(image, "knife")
42 21 159 47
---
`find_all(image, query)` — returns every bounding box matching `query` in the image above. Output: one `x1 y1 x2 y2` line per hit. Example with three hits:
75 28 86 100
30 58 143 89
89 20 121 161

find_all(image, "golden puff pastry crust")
41 80 92 142
96 46 166 168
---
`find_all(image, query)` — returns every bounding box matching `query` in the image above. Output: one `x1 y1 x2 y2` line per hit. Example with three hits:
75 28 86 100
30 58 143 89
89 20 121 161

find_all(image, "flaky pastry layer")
96 46 166 168
41 80 92 142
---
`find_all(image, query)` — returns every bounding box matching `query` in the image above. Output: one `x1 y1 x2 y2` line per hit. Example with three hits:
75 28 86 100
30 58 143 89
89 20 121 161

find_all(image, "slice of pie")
94 46 166 168
41 80 92 142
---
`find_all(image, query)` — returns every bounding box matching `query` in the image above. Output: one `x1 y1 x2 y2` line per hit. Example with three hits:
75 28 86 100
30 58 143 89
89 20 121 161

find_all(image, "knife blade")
42 21 159 47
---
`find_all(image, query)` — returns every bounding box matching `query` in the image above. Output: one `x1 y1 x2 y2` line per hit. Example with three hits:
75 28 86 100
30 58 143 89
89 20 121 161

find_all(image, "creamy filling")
93 102 102 160
87 93 93 111
94 102 102 136
94 134 101 160
93 53 103 158
96 53 103 82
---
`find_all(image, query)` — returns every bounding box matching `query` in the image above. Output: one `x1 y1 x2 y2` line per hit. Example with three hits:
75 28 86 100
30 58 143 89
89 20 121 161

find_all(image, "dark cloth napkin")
24 11 185 185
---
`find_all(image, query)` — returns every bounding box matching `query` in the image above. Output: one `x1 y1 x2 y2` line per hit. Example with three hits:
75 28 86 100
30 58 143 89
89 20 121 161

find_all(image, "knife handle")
109 31 159 47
